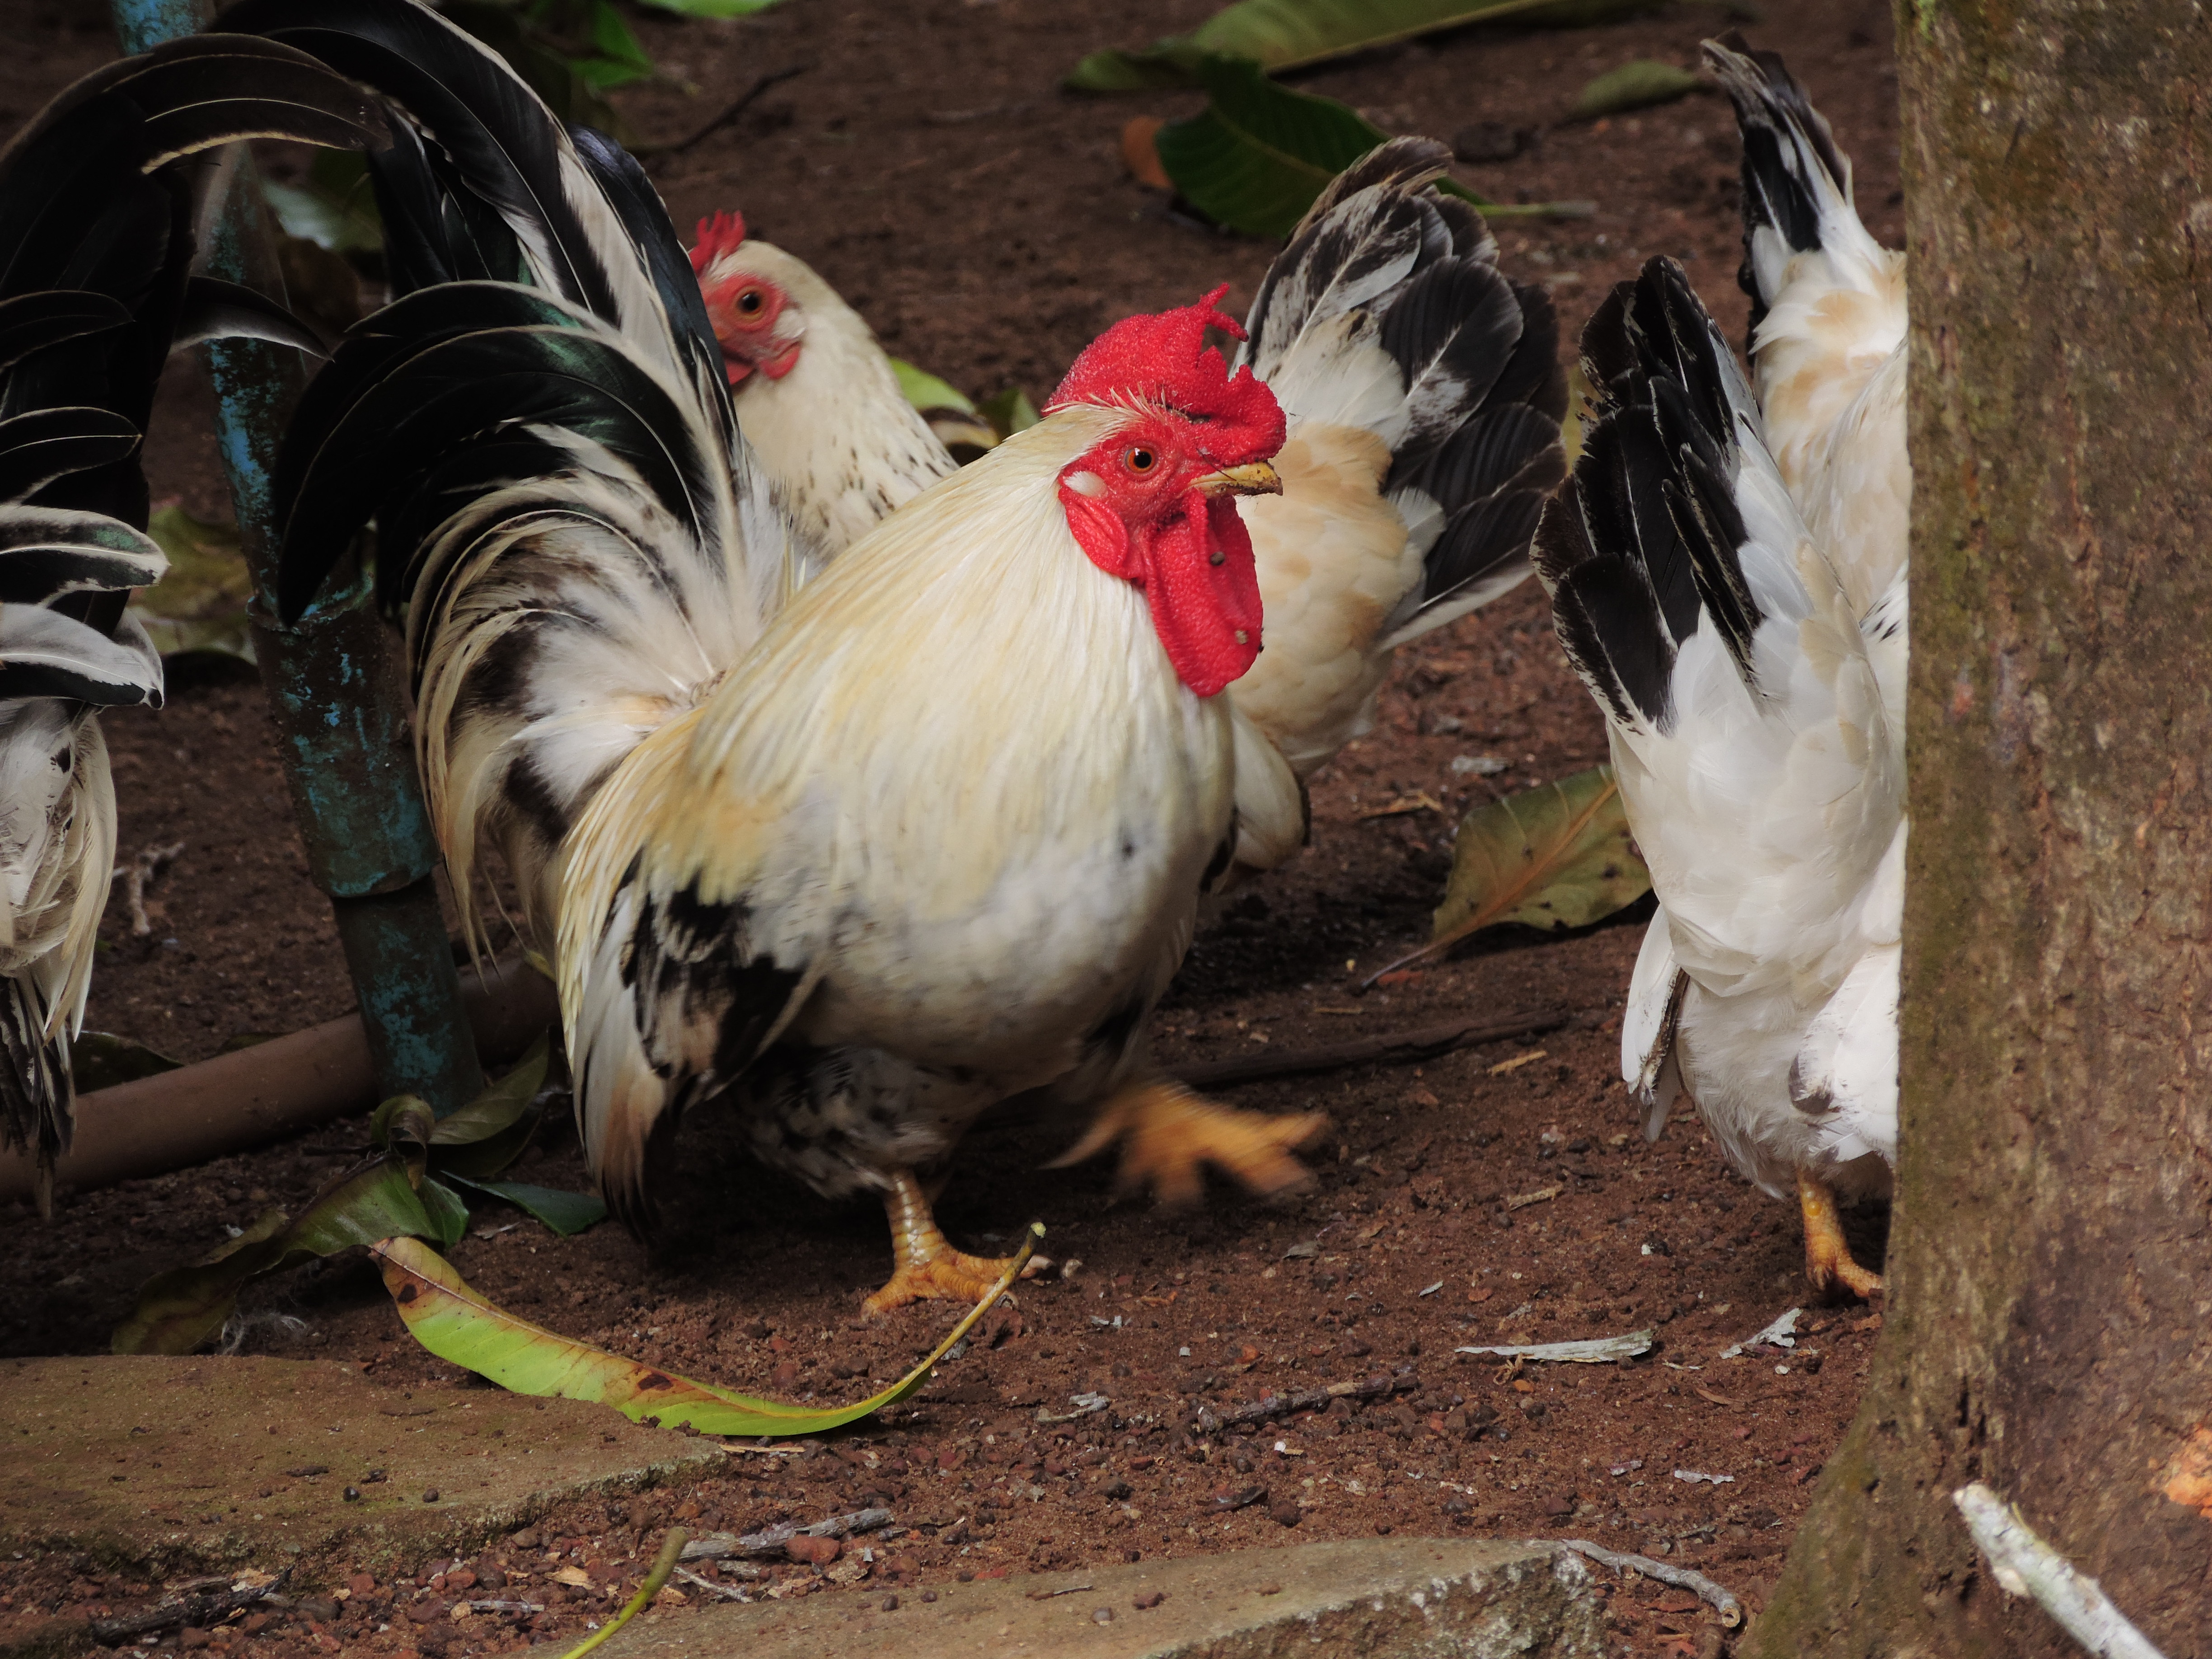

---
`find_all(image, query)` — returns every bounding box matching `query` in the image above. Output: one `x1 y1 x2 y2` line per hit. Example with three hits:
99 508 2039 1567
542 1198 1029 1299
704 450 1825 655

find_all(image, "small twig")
1185 1368 1417 1435
680 1506 893 1562
637 62 813 159
1556 1541 1741 1628
1024 1583 1097 1601
458 1600 545 1615
1952 1483 2167 1659
556 1528 685 1659
89 1568 290 1645
670 1565 752 1602
111 840 185 937
1174 1008 1570 1091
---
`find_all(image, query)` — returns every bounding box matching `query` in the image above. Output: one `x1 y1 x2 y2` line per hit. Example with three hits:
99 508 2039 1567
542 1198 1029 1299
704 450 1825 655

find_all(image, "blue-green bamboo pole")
113 0 485 1115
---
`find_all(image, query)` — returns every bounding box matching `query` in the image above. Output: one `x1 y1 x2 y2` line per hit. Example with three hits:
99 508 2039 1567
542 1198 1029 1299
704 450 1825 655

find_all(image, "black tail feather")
1536 258 1761 731
1703 32 1851 335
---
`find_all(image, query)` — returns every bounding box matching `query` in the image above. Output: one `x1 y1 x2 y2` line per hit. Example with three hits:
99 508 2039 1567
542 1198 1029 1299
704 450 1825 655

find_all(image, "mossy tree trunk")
1741 4 2212 1654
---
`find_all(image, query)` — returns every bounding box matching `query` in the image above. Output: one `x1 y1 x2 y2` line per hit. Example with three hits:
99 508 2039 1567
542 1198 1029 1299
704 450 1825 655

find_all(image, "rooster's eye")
1126 446 1157 474
736 288 765 316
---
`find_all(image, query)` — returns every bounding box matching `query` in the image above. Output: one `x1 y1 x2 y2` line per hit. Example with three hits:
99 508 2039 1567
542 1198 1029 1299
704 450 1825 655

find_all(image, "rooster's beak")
1193 461 1282 498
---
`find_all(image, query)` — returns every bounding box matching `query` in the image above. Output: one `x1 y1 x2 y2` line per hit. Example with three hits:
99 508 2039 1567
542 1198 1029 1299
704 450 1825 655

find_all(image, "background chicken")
1536 40 1906 1301
249 0 1290 1313
0 34 382 1214
689 138 1564 1200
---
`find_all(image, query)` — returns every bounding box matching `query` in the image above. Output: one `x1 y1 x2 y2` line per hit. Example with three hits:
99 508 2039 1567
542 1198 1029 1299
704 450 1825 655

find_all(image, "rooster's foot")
863 1168 1044 1316
1797 1168 1884 1302
1050 1078 1326 1207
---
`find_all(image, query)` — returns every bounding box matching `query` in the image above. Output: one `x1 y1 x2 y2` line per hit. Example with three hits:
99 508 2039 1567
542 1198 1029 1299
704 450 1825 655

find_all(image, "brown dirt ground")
0 0 1905 1654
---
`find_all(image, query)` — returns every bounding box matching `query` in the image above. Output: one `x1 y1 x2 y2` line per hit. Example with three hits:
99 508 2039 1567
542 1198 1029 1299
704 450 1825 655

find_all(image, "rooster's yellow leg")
1796 1168 1884 1302
1049 1078 1326 1207
862 1168 1040 1317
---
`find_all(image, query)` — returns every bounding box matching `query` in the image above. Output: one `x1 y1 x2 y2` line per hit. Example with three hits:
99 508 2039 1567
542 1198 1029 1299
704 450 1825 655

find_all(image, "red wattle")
1060 480 1262 698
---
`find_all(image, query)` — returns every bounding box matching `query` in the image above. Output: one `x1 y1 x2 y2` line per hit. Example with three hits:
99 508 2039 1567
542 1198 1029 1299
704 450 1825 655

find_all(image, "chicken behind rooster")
0 34 384 1211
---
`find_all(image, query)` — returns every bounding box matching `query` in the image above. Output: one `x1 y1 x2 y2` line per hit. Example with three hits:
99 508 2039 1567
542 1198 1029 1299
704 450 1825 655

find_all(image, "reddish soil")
0 0 1904 1654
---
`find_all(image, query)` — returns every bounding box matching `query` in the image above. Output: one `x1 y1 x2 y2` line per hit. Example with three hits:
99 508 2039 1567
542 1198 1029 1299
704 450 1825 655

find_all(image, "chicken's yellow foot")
863 1168 1041 1317
1797 1168 1884 1302
1050 1078 1326 1207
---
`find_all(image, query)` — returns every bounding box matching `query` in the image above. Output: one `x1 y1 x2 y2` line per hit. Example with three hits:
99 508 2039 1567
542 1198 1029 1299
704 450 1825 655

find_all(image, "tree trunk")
1742 4 2212 1654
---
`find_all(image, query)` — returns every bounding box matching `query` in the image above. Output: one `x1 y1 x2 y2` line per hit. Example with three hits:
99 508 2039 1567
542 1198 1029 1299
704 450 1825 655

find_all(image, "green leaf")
637 0 786 18
979 386 1040 440
890 359 979 417
1154 56 1405 239
1571 59 1702 120
573 0 657 89
372 1227 1041 1434
113 1159 437 1355
445 1176 608 1237
1426 764 1648 953
71 1032 185 1093
129 508 255 664
1151 56 1562 238
419 1178 473 1247
262 151 381 254
1068 0 1663 92
428 1036 548 1145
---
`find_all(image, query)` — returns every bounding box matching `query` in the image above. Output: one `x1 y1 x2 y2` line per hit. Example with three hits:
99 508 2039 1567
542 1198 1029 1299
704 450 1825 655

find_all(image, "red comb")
1047 286 1281 459
689 209 748 276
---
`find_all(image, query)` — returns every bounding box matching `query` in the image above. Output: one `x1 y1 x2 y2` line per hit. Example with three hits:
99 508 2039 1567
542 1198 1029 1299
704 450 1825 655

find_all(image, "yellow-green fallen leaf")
891 358 1000 457
1572 59 1703 121
1068 0 1663 92
131 508 255 663
372 1225 1042 1436
1367 764 1648 982
558 1528 687 1659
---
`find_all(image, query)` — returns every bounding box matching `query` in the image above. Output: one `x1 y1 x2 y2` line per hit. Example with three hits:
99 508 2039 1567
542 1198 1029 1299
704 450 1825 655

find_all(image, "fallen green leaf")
1435 762 1646 938
1572 59 1703 120
979 386 1040 441
71 1032 185 1093
262 150 381 254
560 1528 687 1659
1369 764 1648 981
444 1176 608 1237
130 508 255 663
373 1225 1042 1435
113 1047 559 1354
637 0 783 15
1151 56 1580 238
112 1160 436 1356
1068 0 1662 92
890 358 979 417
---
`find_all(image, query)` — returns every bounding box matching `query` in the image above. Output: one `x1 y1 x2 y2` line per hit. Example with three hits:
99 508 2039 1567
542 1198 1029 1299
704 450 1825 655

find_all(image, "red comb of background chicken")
689 209 748 275
1047 286 1284 463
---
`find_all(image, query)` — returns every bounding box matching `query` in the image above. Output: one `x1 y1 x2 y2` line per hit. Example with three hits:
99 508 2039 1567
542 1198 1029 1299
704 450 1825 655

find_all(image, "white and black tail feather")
1535 258 1767 732
1703 32 1869 338
1239 136 1567 643
256 0 794 957
0 33 385 1202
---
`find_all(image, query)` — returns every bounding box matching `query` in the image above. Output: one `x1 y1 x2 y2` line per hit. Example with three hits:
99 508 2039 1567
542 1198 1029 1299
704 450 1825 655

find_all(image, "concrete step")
601 1537 1606 1659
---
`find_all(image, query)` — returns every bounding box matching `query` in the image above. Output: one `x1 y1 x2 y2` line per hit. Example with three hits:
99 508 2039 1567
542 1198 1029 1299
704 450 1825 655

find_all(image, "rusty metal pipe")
0 957 556 1207
108 0 485 1115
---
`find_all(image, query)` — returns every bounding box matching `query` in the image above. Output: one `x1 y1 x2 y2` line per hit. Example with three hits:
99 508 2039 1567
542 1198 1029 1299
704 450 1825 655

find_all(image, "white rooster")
1535 38 1906 1300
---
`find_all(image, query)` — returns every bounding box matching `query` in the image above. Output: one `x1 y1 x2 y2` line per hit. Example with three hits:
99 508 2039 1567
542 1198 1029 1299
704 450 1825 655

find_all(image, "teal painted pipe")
114 0 487 1114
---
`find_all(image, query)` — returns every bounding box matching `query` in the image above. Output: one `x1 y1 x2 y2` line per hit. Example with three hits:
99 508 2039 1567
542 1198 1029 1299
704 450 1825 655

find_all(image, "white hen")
1536 39 1906 1300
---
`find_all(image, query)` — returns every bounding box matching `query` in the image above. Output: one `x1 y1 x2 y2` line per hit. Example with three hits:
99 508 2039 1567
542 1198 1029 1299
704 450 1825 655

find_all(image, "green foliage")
111 1042 592 1355
1431 764 1650 944
131 508 256 664
1572 59 1703 119
1153 56 1518 239
1068 0 1663 92
373 1226 1040 1435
